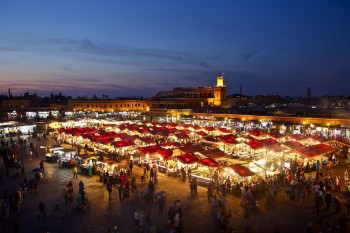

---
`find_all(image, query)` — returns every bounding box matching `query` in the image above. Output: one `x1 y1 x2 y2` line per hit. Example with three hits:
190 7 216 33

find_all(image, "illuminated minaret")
214 73 226 106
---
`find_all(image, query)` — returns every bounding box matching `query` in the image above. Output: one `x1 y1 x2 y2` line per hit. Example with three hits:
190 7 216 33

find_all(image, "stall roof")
197 149 228 159
199 158 219 167
244 140 264 150
154 149 173 159
179 145 205 153
111 140 135 148
311 135 328 143
138 145 163 154
197 131 208 136
267 132 284 139
259 138 283 152
230 164 255 177
248 129 266 137
159 142 181 148
288 144 334 158
282 141 304 150
175 153 198 164
138 137 155 144
175 132 189 139
288 134 307 141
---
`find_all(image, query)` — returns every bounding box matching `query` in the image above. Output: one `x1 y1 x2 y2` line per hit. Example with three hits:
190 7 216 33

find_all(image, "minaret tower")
214 72 227 107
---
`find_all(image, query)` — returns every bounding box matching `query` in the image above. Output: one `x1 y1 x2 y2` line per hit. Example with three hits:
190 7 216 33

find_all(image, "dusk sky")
0 1 349 98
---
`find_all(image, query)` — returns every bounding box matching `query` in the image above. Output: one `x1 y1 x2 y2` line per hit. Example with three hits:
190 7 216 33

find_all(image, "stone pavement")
1 137 349 233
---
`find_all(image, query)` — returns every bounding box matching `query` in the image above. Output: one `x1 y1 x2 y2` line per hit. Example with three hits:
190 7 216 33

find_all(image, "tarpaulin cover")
175 132 189 139
268 132 284 139
244 139 264 150
292 144 334 158
282 141 303 150
197 131 208 136
175 153 198 164
199 158 219 167
230 164 255 177
111 140 135 148
248 129 265 137
259 138 282 152
288 134 307 141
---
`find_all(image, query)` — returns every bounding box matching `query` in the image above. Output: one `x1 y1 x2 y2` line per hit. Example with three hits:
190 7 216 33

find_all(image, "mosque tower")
214 73 227 106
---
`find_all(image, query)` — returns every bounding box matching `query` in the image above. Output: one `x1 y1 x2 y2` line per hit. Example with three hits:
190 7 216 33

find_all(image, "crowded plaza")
0 116 349 233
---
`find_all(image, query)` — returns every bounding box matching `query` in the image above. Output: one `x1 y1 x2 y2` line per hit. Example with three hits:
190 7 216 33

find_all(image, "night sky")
0 1 349 98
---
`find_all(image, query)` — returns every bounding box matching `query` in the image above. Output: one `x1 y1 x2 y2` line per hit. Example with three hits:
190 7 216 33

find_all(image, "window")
87 104 89 108
96 105 98 108
110 105 112 108
116 104 118 108
120 104 122 107
127 104 129 107
104 105 107 108
131 104 133 107
99 105 101 108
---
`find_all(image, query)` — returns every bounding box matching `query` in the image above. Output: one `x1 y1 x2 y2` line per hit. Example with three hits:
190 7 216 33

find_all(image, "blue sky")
0 0 349 97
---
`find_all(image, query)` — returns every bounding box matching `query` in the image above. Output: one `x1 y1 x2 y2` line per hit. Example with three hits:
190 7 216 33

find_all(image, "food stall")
191 158 219 185
45 145 64 163
56 149 77 168
218 164 255 187
79 154 97 175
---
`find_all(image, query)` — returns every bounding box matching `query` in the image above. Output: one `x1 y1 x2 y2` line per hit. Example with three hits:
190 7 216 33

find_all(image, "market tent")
244 139 264 150
218 134 238 145
175 153 198 164
230 164 255 177
199 158 219 167
282 141 304 150
197 149 228 159
138 145 163 154
191 125 201 130
175 132 189 139
247 129 266 138
178 145 206 154
204 127 215 132
310 135 328 143
218 134 236 141
196 131 208 137
288 144 334 158
138 137 155 144
267 132 284 139
218 128 231 133
259 138 283 152
111 140 135 148
159 142 181 148
326 139 350 147
154 149 173 159
288 134 307 141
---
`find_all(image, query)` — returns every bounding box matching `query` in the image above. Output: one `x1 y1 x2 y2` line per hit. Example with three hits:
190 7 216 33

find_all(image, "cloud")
0 47 22 52
83 58 141 67
46 37 186 61
241 49 258 60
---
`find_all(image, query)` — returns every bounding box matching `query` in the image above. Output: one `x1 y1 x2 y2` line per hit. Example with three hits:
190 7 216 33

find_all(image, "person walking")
73 165 78 179
107 181 112 199
325 191 332 211
38 201 46 220
243 207 250 229
129 163 133 174
118 185 123 201
346 195 350 216
39 160 44 173
159 195 165 214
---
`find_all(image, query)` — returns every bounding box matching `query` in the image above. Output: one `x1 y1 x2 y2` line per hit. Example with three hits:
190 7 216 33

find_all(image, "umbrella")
32 168 42 173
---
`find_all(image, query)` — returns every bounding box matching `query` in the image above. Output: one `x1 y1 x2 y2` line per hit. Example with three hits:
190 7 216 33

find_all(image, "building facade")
68 98 150 112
